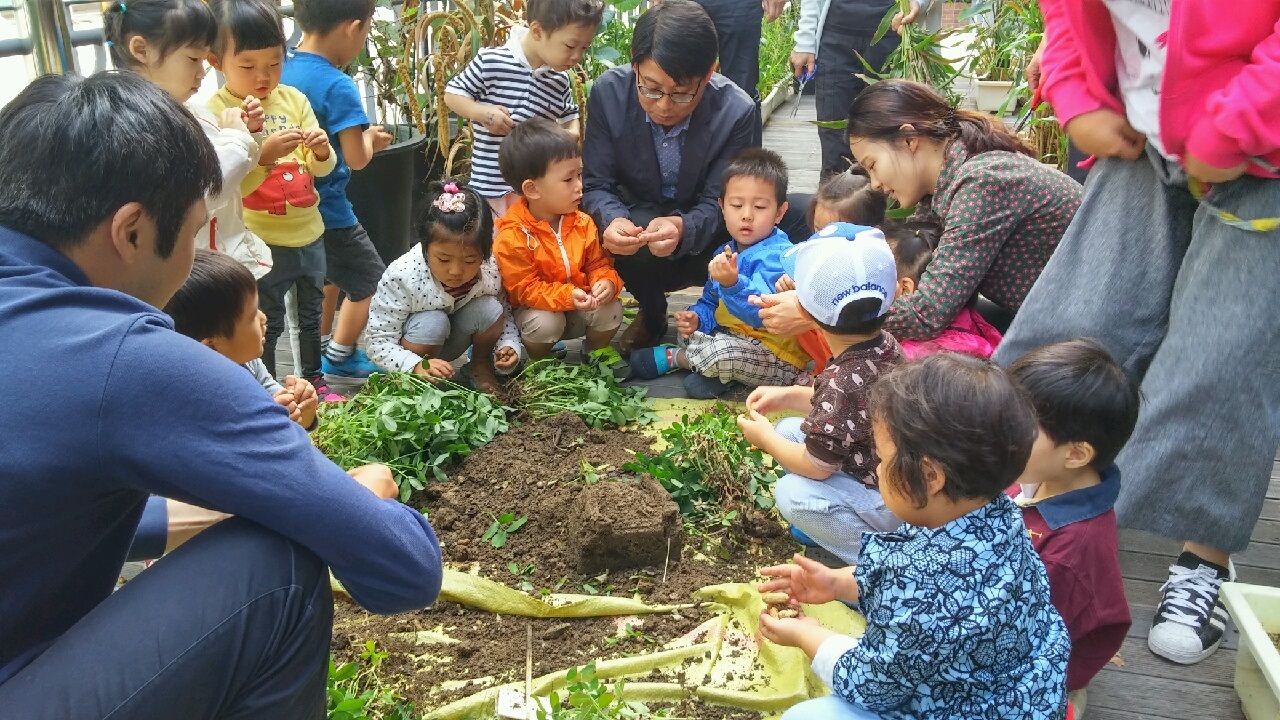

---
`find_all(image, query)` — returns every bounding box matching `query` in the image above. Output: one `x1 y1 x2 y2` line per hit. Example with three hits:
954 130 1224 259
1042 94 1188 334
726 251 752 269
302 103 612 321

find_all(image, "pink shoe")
313 382 346 403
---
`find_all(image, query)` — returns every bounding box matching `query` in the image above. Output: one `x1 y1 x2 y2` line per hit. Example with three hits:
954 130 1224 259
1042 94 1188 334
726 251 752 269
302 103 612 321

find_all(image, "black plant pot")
348 125 439 266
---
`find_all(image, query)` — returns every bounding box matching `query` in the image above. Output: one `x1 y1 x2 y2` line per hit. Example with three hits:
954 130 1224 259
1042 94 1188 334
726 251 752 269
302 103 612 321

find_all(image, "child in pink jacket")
995 0 1280 677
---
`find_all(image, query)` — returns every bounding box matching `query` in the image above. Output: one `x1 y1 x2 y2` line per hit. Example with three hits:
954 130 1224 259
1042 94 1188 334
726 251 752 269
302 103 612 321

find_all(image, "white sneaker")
1148 551 1235 664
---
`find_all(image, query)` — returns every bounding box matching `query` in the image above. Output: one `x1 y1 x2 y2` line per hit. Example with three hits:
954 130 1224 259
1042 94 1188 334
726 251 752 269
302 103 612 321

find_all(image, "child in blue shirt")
755 353 1072 720
281 0 393 379
628 149 810 398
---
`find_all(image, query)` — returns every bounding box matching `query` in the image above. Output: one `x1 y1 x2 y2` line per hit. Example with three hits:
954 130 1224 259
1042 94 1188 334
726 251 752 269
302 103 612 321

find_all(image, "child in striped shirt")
444 0 603 219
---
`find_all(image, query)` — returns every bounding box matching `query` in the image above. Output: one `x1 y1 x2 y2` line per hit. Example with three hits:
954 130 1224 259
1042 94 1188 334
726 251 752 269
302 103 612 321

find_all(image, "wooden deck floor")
287 96 1274 719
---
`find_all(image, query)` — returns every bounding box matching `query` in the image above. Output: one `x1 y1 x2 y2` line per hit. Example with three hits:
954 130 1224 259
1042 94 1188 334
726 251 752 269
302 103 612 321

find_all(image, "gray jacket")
582 65 756 259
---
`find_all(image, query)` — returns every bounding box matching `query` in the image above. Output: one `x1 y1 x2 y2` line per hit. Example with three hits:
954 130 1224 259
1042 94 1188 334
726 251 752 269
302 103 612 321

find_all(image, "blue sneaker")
321 348 381 378
789 525 818 547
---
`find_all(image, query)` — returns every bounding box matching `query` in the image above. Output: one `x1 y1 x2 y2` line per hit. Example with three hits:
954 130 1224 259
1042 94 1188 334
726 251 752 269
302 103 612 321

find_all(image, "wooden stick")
662 536 671 584
525 622 533 719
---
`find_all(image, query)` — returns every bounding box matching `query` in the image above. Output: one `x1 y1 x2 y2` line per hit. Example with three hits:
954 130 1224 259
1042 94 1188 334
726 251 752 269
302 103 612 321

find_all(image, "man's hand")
572 287 599 311
790 52 816 80
414 358 455 380
708 245 740 287
774 274 795 292
273 388 301 423
259 129 304 165
241 95 265 133
749 291 815 337
285 375 318 428
477 105 516 136
367 124 394 154
302 128 331 161
890 0 921 31
759 553 854 605
1064 109 1146 161
219 107 249 133
348 464 398 500
602 217 645 256
763 0 787 22
1184 154 1248 184
590 279 616 305
736 407 776 449
639 216 682 258
674 309 699 339
494 346 521 372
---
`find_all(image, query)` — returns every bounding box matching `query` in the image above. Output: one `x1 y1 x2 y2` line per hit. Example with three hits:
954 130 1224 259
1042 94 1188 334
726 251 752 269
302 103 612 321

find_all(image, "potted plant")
856 0 964 107
962 0 1042 114
757 1 800 123
1221 582 1280 720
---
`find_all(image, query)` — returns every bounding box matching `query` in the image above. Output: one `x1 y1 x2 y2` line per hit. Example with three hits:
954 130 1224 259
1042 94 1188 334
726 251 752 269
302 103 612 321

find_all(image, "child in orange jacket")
493 118 623 360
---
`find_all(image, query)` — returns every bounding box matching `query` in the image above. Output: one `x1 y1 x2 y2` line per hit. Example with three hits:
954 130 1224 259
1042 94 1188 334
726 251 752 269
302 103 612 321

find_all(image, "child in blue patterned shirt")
758 353 1072 720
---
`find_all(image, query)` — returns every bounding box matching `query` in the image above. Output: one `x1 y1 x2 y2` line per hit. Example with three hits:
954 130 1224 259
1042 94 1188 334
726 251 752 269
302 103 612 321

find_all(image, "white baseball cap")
780 222 897 327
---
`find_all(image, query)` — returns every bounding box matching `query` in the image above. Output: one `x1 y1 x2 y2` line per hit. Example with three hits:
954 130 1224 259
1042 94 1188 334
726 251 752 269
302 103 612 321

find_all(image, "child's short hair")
870 353 1038 509
813 298 887 336
293 0 376 36
103 0 218 70
882 219 941 283
630 0 717 85
1008 338 1140 472
807 171 887 229
207 0 286 57
721 147 788 205
416 179 494 259
526 0 604 33
498 118 580 193
165 249 258 341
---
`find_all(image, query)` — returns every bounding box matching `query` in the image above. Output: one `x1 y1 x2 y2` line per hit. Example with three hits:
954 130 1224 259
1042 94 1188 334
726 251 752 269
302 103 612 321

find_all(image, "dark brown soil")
333 412 799 716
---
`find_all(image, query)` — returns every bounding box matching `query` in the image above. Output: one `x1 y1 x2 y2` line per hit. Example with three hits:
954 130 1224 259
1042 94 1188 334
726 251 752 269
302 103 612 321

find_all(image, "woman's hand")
759 553 857 605
774 274 795 292
790 52 816 80
1184 154 1248 184
890 0 921 31
750 291 816 337
1064 109 1146 161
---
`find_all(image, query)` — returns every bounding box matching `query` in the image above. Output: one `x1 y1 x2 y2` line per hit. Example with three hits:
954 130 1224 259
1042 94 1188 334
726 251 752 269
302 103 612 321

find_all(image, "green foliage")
508 561 537 592
514 349 658 428
537 663 670 720
962 0 1043 84
757 4 800 98
483 512 529 548
623 404 781 525
580 0 641 84
327 643 419 720
314 373 509 502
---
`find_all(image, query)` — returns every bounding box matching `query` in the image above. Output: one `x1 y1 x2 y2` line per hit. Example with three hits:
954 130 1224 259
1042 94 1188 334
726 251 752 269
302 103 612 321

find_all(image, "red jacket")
1041 0 1280 177
1009 465 1131 691
493 199 623 312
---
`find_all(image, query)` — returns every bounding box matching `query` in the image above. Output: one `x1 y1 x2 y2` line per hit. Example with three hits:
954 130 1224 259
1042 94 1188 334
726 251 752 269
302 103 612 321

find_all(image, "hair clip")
120 2 127 10
433 183 466 213
106 40 114 47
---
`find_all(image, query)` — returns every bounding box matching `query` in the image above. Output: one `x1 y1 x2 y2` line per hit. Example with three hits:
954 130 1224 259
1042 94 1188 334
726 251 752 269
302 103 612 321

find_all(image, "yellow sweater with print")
208 84 336 248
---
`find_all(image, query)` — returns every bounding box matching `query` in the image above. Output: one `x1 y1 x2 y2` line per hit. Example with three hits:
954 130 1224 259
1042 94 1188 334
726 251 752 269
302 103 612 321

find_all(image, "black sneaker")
1148 551 1235 664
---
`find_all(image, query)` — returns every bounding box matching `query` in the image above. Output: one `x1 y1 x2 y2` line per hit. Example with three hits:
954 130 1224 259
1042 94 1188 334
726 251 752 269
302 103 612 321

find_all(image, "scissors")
1014 87 1042 132
791 65 817 117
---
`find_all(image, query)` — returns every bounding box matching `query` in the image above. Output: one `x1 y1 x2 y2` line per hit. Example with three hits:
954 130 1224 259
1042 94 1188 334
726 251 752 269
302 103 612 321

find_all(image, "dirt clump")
572 477 683 574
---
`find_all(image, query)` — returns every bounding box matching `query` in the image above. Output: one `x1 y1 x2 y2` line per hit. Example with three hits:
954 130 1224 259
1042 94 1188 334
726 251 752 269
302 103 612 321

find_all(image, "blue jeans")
995 147 1280 552
772 417 901 565
0 518 332 719
783 695 883 720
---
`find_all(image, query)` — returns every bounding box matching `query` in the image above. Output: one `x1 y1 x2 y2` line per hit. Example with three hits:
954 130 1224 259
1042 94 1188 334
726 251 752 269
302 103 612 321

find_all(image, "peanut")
761 592 790 606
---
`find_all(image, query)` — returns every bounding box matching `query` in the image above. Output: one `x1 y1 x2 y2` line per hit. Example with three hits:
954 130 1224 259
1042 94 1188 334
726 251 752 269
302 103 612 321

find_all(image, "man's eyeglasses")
636 78 702 104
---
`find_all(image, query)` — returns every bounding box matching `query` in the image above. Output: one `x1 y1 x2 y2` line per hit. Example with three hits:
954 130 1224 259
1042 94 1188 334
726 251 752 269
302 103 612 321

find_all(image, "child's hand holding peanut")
494 346 520 372
414 358 455 381
708 245 740 287
590 279 615 306
241 95 265 133
674 310 699 339
572 287 599 311
302 128 331 161
367 125 394 154
259 129 303 165
285 375 318 428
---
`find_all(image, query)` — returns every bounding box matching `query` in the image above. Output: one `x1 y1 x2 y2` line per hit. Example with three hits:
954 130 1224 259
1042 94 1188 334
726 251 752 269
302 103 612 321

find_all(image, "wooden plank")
1099 633 1238 687
1119 530 1280 570
1088 669 1244 719
1121 549 1280 584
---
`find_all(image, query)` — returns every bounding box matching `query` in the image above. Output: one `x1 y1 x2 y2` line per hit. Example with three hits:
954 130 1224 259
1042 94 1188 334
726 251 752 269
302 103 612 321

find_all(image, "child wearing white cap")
737 222 906 564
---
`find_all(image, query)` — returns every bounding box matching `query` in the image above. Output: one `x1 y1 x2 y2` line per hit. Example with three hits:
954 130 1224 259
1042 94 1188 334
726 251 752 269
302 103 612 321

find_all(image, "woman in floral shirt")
756 80 1081 344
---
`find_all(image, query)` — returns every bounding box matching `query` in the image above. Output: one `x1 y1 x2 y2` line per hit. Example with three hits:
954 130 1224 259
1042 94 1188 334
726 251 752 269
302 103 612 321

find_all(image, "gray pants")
403 296 503 362
994 147 1280 552
772 417 901 564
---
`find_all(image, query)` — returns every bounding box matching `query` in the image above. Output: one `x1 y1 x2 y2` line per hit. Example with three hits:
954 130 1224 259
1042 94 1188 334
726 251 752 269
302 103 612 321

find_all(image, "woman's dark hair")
498 118 581 192
807 170 886 230
416 179 494 259
847 80 1034 159
294 0 376 36
165 249 258 341
882 219 942 283
870 353 1038 509
103 0 218 69
630 0 717 85
1008 338 1140 472
207 0 286 57
526 0 605 33
0 72 220 256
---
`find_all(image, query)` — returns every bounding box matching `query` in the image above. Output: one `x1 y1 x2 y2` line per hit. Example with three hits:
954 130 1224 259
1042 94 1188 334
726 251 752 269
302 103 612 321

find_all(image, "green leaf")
812 119 849 130
508 515 528 532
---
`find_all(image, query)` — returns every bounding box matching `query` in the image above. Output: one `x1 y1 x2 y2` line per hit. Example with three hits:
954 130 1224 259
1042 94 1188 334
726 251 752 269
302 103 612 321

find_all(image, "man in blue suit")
582 0 756 354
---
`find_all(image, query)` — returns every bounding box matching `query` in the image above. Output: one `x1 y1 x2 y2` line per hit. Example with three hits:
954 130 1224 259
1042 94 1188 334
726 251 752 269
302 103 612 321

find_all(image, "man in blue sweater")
0 74 443 718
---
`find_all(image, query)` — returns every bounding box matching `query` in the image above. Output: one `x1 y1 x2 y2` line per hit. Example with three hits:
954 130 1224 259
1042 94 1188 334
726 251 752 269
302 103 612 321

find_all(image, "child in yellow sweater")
207 0 338 398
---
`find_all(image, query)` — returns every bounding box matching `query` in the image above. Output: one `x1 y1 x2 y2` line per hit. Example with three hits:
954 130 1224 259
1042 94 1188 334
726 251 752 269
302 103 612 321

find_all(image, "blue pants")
0 518 332 719
783 695 883 720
